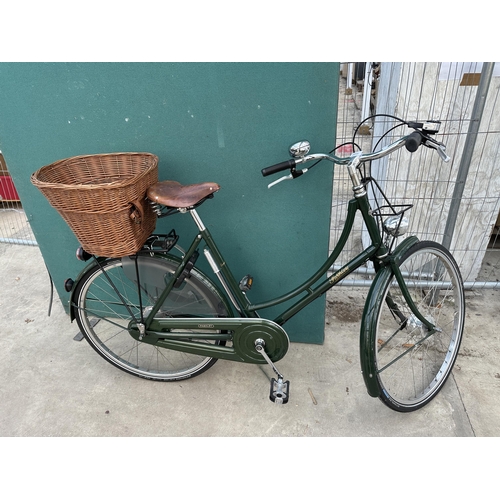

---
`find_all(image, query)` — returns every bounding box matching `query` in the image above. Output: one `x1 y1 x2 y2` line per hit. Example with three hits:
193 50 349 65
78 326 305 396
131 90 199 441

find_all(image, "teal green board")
0 63 338 344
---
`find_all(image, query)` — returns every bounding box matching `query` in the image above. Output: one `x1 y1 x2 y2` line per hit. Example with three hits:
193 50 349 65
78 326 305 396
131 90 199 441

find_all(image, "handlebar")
261 159 297 177
261 120 450 188
405 131 422 153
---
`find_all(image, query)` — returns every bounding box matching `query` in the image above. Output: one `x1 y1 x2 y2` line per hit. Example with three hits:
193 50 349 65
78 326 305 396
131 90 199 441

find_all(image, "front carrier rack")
372 204 413 254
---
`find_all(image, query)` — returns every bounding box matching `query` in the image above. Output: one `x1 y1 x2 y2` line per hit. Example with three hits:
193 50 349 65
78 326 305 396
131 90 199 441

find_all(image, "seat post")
189 209 206 232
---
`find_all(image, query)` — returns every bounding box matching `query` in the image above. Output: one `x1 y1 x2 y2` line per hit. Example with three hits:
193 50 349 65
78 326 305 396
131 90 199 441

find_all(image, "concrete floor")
1 242 499 437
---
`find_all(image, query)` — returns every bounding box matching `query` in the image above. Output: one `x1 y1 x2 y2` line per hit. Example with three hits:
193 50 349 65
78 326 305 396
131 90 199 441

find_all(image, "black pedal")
239 274 253 291
270 377 290 404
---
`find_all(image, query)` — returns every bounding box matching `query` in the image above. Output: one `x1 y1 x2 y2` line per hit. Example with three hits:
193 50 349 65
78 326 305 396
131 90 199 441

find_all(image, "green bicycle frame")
141 191 392 332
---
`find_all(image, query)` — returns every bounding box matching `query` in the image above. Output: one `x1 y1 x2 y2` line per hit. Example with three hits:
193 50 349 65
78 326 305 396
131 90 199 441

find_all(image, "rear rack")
140 230 179 254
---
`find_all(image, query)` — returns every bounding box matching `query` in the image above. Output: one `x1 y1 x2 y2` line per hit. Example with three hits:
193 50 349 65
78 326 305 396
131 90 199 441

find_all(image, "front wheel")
371 241 465 412
72 254 231 381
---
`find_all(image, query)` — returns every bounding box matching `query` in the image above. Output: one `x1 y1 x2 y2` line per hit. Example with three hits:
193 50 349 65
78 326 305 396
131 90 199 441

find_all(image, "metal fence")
0 152 36 246
332 62 500 289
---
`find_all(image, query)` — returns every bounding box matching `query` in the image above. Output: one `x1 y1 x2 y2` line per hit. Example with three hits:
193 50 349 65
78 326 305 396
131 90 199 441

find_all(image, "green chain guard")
131 317 290 364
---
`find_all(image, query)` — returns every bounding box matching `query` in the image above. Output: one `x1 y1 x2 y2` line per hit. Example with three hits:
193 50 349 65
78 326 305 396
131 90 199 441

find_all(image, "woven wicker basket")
31 152 158 257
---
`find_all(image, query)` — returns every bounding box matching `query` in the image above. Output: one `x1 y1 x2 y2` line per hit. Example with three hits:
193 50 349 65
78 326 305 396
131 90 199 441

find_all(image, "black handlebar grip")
405 131 423 153
261 159 296 177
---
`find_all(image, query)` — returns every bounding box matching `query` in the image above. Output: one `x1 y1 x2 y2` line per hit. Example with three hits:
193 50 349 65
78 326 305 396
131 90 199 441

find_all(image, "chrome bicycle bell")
289 140 311 158
383 215 409 237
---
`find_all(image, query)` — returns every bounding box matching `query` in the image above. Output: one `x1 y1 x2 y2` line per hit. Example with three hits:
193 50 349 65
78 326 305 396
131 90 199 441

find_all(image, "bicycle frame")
147 194 386 330
69 142 436 369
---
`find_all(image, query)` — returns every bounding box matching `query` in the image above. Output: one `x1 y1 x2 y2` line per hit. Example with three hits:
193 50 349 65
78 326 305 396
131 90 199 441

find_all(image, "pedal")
239 274 253 291
270 377 290 404
255 338 290 404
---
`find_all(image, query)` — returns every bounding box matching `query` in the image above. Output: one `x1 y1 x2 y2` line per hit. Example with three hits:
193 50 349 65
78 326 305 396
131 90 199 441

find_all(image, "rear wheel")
73 255 230 381
372 241 465 411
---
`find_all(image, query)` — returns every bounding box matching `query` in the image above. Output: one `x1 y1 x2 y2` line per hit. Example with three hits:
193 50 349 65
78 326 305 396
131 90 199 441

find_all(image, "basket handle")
129 199 145 224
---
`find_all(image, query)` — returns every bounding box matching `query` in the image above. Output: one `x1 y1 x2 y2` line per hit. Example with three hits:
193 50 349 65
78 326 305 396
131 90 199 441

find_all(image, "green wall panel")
0 62 339 344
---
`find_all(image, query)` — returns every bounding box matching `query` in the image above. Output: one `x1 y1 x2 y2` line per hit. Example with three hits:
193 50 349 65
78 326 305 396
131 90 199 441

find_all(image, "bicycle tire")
370 241 465 412
72 254 231 381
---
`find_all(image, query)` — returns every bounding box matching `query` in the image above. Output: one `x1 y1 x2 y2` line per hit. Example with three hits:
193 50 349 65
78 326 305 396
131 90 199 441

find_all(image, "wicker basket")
31 152 158 257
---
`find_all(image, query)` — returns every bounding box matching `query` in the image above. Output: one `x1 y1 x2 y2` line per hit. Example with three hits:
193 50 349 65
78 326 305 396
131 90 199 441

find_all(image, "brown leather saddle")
147 180 220 208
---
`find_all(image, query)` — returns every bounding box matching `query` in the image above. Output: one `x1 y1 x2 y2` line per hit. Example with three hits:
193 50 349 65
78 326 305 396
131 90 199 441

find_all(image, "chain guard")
131 317 290 364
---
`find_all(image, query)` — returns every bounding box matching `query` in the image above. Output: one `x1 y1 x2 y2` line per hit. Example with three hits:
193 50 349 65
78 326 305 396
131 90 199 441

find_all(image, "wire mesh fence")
0 205 36 245
0 153 36 246
331 62 500 289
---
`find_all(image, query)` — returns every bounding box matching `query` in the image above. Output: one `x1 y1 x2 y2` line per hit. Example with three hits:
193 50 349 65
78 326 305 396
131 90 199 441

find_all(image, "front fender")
359 236 419 397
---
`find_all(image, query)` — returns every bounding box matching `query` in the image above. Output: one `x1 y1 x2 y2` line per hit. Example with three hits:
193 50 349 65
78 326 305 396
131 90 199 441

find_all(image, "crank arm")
255 339 284 378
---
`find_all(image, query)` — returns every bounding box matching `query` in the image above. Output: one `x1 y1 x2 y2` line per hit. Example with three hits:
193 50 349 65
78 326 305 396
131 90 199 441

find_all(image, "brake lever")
436 145 451 163
425 139 451 163
268 174 293 189
267 168 309 189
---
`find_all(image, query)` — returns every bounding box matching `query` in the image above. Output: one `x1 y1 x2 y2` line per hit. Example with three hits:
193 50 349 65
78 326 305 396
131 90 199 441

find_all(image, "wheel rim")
75 258 227 380
375 246 464 408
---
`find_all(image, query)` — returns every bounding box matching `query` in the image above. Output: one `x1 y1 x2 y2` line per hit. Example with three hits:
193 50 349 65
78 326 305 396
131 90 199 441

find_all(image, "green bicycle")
65 116 465 412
